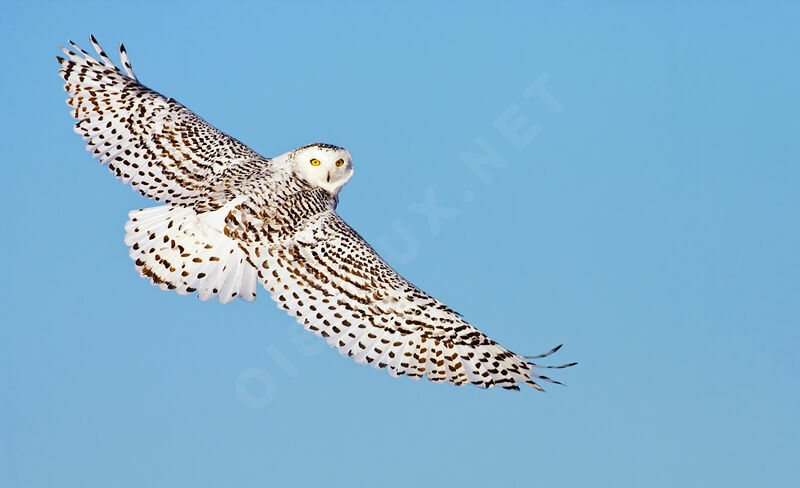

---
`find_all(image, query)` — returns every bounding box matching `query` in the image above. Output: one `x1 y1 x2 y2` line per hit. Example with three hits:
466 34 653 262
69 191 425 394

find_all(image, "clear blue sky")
3 1 799 487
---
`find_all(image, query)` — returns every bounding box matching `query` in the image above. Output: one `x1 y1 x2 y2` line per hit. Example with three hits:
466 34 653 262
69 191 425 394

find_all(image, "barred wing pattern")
227 191 574 390
59 37 574 390
57 36 268 206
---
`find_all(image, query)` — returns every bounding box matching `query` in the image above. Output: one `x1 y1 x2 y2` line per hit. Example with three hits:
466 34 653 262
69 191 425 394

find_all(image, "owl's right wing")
227 201 574 390
58 37 269 207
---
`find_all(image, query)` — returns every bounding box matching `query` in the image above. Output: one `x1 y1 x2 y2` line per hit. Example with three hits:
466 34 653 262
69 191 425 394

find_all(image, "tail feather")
218 253 249 304
125 204 257 303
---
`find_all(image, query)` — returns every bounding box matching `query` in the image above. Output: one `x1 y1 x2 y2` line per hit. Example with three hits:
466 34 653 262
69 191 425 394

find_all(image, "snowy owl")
57 37 575 391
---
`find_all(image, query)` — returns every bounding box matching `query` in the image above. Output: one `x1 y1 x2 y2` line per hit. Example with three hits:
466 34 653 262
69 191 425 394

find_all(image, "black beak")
327 172 331 183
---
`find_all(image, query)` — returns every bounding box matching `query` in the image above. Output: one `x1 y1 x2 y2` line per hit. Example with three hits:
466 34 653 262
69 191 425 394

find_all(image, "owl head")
289 143 353 195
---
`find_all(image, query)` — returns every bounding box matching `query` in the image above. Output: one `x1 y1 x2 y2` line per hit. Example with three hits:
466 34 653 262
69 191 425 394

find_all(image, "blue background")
3 1 799 487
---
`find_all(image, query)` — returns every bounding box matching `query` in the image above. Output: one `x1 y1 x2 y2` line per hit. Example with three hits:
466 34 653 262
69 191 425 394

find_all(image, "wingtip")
523 343 564 360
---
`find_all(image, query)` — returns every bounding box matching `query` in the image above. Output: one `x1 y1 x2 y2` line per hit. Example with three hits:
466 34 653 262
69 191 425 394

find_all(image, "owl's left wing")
229 203 573 391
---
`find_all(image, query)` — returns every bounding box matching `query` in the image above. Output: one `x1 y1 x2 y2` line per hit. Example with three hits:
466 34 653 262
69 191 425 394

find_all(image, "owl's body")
58 37 574 390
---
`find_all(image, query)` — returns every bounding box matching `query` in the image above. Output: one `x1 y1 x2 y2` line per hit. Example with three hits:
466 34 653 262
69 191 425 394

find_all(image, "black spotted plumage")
59 37 575 391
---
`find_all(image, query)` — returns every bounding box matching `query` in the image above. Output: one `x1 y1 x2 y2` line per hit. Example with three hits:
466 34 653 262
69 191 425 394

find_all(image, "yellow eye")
310 159 321 166
335 159 344 167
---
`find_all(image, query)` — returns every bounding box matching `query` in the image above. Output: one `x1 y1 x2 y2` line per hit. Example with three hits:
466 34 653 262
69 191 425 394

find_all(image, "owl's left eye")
310 159 321 166
335 159 344 167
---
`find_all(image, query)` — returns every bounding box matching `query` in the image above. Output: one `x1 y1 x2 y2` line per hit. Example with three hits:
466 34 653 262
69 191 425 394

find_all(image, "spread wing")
57 36 269 207
228 192 575 390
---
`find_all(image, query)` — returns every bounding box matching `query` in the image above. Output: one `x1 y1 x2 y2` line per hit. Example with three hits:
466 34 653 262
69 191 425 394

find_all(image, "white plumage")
124 203 258 303
58 36 575 390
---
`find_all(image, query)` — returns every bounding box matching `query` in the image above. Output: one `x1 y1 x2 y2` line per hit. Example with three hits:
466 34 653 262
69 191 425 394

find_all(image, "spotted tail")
124 204 258 303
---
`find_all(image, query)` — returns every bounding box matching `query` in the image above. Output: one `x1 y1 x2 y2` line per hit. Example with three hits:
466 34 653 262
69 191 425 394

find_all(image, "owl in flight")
57 36 574 391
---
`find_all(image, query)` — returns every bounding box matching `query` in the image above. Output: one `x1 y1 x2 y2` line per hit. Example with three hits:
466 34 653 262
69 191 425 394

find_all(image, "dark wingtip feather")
523 343 563 360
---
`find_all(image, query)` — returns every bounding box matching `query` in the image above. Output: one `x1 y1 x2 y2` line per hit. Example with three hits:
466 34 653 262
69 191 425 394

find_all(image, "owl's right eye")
310 159 321 166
